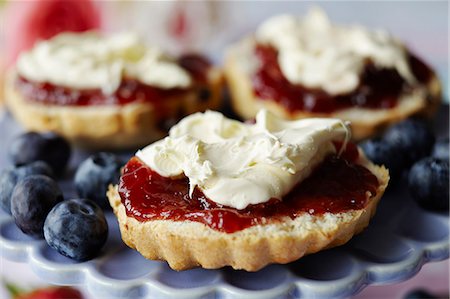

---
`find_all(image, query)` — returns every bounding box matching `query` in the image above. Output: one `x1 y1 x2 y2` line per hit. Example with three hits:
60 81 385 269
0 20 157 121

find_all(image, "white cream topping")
136 110 350 210
17 31 192 94
256 7 415 95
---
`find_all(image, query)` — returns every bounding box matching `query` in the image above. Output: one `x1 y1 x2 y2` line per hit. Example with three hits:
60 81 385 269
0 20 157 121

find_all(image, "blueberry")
404 289 437 299
15 160 54 178
384 119 435 166
75 153 122 209
11 175 63 238
44 198 108 261
360 138 406 179
0 161 53 214
408 157 449 211
432 137 449 160
0 171 17 215
9 132 71 176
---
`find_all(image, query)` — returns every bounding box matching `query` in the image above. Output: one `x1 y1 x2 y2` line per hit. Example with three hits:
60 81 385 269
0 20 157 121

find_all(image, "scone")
224 8 441 140
108 110 389 271
5 32 222 149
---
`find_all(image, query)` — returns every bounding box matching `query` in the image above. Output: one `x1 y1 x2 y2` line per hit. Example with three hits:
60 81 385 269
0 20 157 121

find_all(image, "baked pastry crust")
224 38 442 141
107 152 389 271
4 68 222 149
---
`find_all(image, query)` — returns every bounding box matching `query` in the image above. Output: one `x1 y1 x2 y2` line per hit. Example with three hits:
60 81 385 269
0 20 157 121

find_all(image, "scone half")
224 15 442 141
5 32 222 149
108 154 388 271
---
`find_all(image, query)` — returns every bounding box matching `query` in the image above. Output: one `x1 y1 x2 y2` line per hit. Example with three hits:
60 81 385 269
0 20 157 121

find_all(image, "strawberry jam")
15 54 211 106
252 44 433 113
118 143 380 233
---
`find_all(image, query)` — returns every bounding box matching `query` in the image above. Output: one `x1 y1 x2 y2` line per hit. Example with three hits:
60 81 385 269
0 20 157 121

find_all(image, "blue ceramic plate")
0 108 448 299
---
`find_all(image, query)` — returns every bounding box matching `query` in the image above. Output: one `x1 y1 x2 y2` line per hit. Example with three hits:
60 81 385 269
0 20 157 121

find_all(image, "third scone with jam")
224 7 441 141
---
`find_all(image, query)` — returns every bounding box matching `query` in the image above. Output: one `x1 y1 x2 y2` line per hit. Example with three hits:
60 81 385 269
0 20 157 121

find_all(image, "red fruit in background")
168 6 189 40
5 0 101 65
15 286 83 299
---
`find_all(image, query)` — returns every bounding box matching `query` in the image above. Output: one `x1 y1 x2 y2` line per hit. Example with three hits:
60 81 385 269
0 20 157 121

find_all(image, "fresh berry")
0 170 16 215
408 157 449 211
9 132 71 176
383 119 435 166
404 289 437 299
75 153 122 208
0 161 53 214
360 138 406 179
15 160 54 178
44 198 108 261
15 286 84 299
432 137 449 160
11 175 63 238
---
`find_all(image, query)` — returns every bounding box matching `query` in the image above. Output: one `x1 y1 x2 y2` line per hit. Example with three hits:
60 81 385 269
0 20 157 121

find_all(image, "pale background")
0 1 448 98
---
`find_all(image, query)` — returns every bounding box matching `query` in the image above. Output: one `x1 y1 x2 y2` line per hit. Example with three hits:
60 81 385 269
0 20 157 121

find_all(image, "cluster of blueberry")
361 119 449 211
0 132 122 261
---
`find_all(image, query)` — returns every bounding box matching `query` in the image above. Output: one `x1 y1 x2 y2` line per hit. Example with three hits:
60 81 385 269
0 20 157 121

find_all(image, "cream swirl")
256 7 415 95
136 110 350 210
17 31 191 94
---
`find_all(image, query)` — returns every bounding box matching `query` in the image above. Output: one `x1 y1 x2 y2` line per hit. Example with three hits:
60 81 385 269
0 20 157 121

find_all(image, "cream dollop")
136 110 350 210
256 7 415 95
17 31 191 94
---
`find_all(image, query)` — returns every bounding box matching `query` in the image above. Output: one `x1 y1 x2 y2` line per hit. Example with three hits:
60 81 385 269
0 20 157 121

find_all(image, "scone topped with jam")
5 31 222 149
224 7 441 140
108 110 389 271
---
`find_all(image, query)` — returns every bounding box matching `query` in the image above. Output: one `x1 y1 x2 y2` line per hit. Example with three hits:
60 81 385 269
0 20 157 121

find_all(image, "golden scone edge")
107 151 389 271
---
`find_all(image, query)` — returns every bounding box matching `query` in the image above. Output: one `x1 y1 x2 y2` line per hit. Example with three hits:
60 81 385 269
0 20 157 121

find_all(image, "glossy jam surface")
252 45 433 113
16 54 211 106
118 142 380 233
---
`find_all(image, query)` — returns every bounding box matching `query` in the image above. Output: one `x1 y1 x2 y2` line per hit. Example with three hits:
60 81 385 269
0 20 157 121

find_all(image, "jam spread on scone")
119 143 379 233
118 110 380 233
253 45 432 113
14 32 211 106
251 8 433 113
15 55 210 106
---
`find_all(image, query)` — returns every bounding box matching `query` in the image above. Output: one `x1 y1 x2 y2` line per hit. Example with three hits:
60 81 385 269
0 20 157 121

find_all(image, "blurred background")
0 1 448 299
0 1 448 100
